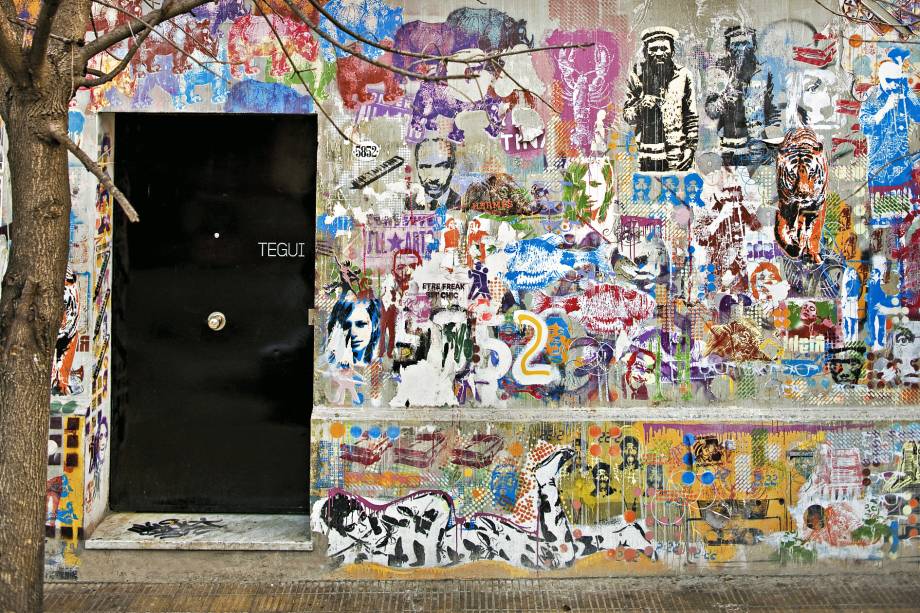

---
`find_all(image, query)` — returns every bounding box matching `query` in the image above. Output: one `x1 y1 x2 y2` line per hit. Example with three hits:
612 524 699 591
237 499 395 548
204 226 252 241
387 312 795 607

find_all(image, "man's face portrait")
753 271 784 302
800 301 818 325
634 175 651 198
879 61 906 93
347 302 373 356
646 38 673 65
894 322 920 384
632 237 668 287
829 354 863 385
392 250 421 290
625 351 655 392
416 139 455 201
870 267 884 283
728 37 755 61
619 436 641 470
800 70 837 126
838 208 852 230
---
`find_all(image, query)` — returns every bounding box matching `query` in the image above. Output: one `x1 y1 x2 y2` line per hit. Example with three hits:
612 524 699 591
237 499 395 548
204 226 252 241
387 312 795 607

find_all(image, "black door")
111 114 315 513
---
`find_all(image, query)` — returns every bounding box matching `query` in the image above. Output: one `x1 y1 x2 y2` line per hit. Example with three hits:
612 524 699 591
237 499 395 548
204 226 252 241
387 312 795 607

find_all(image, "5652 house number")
259 242 306 257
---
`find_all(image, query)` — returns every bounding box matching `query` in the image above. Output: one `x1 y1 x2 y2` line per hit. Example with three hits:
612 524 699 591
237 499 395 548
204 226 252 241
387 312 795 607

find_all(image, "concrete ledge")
85 513 312 551
311 404 920 422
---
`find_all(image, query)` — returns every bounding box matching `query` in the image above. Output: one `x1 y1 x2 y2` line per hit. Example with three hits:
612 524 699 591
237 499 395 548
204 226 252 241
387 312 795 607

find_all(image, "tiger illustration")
775 127 828 264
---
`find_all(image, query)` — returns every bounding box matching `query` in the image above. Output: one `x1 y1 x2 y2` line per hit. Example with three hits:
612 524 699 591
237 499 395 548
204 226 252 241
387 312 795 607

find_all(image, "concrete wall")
3 0 918 579
311 409 920 575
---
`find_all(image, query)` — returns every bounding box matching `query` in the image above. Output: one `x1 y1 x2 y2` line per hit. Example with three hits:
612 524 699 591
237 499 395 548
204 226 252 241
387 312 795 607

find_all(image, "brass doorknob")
207 311 226 331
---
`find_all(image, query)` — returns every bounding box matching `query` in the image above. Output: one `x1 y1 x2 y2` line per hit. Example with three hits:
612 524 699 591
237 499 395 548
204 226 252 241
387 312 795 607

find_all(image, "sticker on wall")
352 140 381 161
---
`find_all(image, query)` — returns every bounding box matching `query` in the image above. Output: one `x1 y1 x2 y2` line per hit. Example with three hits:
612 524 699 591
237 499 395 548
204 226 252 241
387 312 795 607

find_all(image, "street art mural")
300 1 920 412
4 0 920 580
311 419 920 572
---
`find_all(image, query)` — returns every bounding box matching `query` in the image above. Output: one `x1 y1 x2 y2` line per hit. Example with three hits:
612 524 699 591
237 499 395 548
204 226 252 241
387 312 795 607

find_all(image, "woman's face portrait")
326 294 381 367
98 423 108 456
348 302 373 354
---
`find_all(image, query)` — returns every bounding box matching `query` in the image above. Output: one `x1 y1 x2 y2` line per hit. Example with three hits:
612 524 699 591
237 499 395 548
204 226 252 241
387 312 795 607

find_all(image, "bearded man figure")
705 26 781 170
623 27 699 172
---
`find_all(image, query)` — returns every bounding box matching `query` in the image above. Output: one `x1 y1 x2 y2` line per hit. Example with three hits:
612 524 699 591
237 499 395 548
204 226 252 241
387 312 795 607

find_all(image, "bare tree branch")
48 126 140 222
77 25 152 88
80 0 214 62
279 0 479 82
28 0 63 73
304 0 591 66
0 4 27 80
8 16 80 43
89 4 129 64
812 0 915 36
87 0 227 84
134 0 239 65
252 0 354 144
490 58 558 114
99 0 235 66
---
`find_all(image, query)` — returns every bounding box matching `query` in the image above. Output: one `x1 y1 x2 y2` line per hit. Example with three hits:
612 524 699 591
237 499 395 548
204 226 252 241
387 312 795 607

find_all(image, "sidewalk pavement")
44 572 920 612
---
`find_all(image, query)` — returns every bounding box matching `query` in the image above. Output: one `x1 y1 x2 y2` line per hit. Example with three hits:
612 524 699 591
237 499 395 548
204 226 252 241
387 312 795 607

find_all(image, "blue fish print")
502 234 611 291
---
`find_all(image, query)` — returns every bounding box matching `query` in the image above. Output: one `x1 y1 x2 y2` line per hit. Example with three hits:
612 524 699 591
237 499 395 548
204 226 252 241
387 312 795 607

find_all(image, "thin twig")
842 34 920 46
48 126 140 222
7 16 79 43
280 0 479 82
490 58 558 114
89 4 130 66
28 0 63 72
78 26 152 88
88 0 227 84
0 5 26 79
94 0 218 63
305 0 592 65
132 0 239 65
80 0 216 62
812 0 915 35
252 0 354 144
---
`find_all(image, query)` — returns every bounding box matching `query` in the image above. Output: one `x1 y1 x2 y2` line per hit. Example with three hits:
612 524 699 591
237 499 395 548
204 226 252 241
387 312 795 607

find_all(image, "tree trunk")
0 94 73 612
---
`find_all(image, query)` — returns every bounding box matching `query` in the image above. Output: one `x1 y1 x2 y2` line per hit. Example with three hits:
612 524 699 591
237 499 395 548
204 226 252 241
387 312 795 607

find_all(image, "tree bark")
0 91 73 611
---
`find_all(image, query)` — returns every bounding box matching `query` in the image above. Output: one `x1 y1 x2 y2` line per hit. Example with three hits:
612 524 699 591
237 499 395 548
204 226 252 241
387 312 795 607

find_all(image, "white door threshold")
85 512 313 551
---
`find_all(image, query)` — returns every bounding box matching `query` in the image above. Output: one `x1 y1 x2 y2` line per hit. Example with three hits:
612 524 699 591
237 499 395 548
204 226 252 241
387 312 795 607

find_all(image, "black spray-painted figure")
312 445 653 569
623 27 698 172
704 26 781 170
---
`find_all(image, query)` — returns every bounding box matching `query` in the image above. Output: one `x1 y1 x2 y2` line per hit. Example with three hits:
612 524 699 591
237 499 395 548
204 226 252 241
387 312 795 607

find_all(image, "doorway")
110 113 316 513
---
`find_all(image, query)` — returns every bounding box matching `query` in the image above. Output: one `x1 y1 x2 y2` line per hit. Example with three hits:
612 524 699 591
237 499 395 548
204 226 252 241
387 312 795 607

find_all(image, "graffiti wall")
304 0 920 574
311 0 920 411
310 415 920 573
0 0 917 579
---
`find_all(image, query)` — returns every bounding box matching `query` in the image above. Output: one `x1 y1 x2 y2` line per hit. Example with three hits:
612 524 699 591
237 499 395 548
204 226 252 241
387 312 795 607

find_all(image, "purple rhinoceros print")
444 8 533 53
391 20 467 75
135 56 183 108
410 81 502 142
191 0 250 35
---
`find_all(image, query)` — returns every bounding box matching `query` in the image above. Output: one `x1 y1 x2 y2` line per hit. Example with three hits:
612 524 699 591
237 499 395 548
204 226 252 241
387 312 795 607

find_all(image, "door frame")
90 111 318 537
